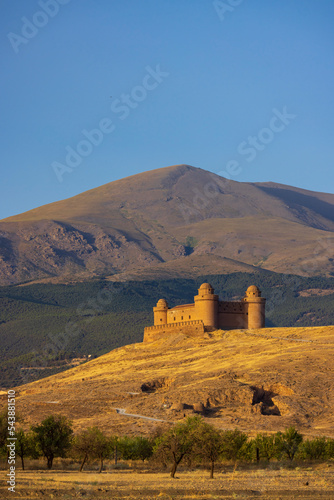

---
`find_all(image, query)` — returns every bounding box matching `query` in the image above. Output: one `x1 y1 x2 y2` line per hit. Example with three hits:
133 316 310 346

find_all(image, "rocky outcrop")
0 220 165 284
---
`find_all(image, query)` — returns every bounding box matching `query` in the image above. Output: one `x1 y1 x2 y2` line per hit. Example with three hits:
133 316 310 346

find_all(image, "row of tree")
2 412 334 478
152 416 334 478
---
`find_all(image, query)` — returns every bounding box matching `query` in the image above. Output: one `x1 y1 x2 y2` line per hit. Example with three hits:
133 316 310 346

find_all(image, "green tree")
132 436 153 462
0 409 8 456
91 428 112 473
153 416 201 478
253 433 280 462
32 415 73 469
299 437 327 460
193 421 224 479
220 429 248 462
0 407 23 459
326 438 334 459
71 428 96 472
118 436 153 462
72 427 114 472
277 427 303 461
118 436 133 461
238 439 255 462
16 429 39 470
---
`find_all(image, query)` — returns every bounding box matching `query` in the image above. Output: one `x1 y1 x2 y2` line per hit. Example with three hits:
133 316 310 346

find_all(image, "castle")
143 283 266 342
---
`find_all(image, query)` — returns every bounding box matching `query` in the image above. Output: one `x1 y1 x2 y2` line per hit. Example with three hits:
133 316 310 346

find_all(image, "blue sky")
1 0 334 219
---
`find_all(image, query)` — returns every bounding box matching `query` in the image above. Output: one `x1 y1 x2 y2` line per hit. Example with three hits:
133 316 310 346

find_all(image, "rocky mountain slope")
1 165 333 285
7 326 334 437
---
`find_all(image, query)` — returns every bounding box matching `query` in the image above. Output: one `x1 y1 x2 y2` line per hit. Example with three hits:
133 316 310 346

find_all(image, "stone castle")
143 283 265 342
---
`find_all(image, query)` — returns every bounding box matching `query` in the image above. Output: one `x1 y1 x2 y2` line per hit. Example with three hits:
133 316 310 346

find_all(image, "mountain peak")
0 165 333 284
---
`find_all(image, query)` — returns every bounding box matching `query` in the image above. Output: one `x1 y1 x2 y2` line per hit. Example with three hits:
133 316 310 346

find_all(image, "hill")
1 272 333 389
8 325 334 438
1 164 333 285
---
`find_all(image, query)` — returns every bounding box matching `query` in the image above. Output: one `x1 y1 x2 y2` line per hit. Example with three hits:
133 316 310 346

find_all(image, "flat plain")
1 466 334 499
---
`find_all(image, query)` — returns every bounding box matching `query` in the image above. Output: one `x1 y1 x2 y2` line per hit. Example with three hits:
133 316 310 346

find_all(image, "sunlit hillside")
8 325 334 438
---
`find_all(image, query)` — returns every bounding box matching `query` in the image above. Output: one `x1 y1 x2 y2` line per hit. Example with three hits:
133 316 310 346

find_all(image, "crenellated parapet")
143 320 205 342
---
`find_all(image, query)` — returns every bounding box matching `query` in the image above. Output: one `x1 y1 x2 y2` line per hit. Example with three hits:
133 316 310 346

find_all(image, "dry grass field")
2 326 334 498
5 325 334 438
1 466 334 499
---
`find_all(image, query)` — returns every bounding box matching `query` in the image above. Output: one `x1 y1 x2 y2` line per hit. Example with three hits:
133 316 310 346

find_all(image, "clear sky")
1 0 334 219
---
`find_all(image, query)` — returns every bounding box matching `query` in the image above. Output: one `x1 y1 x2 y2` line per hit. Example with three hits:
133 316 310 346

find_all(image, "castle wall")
166 304 195 324
218 301 247 329
144 320 205 343
217 313 246 329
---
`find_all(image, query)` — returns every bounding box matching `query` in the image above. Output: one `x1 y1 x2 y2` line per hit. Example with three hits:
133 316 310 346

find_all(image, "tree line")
2 412 334 478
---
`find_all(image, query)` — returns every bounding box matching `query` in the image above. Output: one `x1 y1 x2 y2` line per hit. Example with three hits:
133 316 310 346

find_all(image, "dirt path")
115 408 170 422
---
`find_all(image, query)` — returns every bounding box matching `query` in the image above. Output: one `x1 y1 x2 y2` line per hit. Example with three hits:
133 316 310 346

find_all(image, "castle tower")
194 283 219 329
153 299 168 325
243 285 265 328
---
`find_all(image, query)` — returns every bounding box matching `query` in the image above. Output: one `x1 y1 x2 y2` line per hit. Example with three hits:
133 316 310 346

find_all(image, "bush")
118 436 153 462
276 427 303 461
252 433 281 462
299 437 328 460
220 429 248 461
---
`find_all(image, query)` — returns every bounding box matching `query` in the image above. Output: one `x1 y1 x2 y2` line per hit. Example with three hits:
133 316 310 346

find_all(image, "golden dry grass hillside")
6 325 334 438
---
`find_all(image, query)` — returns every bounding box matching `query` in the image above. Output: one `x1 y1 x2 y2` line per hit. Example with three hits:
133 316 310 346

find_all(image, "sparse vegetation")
184 236 198 255
3 414 334 472
2 408 334 497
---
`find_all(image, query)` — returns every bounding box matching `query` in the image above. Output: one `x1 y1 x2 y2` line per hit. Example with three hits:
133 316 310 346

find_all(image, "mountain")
1 165 333 285
11 326 334 437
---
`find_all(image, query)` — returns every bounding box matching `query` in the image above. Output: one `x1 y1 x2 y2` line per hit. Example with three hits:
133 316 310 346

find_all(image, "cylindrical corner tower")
243 285 265 329
153 299 168 325
194 283 219 329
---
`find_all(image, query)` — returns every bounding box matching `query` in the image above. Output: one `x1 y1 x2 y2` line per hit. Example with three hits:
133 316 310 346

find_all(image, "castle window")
160 318 162 322
189 315 191 319
181 316 183 320
174 317 176 321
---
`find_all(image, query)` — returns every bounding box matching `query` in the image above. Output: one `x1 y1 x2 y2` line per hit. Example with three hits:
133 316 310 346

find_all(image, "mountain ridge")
0 165 333 285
